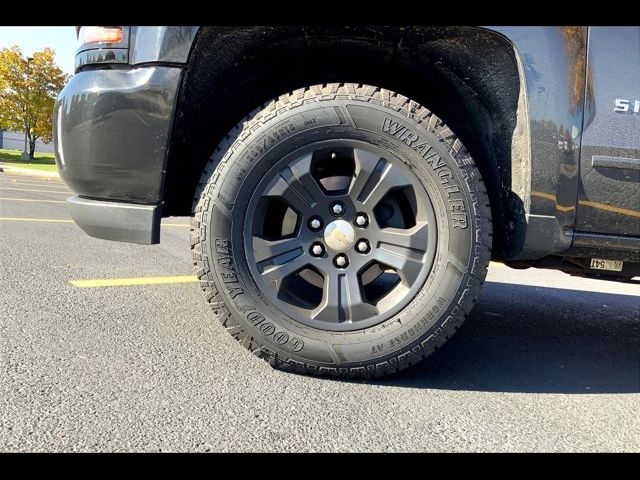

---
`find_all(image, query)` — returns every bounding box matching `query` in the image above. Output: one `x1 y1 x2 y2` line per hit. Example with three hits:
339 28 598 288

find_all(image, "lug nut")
331 202 344 216
334 254 349 268
356 240 370 253
309 217 323 231
355 214 368 227
311 243 324 257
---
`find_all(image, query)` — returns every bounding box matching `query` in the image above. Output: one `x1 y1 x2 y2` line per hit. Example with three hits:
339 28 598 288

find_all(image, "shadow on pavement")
373 281 640 394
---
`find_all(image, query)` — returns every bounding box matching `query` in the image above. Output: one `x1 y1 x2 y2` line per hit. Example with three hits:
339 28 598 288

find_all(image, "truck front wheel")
191 83 492 378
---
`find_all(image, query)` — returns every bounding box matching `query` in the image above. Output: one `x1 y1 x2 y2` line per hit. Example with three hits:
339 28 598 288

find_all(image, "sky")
0 27 77 76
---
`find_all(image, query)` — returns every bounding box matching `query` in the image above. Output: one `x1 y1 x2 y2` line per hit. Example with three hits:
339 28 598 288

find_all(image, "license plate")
590 258 623 272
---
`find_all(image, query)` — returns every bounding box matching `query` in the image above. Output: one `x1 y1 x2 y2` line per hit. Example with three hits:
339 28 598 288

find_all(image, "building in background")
0 129 54 154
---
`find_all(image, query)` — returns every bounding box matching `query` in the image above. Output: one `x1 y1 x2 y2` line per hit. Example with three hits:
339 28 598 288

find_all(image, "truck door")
576 26 640 236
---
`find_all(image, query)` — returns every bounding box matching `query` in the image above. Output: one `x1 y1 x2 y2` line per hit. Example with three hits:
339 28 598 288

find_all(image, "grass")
0 148 58 173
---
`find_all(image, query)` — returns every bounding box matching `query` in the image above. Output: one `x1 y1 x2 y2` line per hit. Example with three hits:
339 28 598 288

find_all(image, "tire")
191 83 492 378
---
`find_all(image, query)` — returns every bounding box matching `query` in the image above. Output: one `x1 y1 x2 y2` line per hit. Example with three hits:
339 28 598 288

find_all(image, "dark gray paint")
489 26 638 259
159 26 593 260
162 26 529 259
489 27 587 259
60 26 640 260
73 26 199 72
576 26 640 236
129 26 199 65
54 66 181 204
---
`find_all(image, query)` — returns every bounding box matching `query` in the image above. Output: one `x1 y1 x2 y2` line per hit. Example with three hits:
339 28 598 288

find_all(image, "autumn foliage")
0 46 68 158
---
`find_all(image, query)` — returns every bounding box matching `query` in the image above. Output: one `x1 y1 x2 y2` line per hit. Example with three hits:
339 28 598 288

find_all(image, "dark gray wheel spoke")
312 273 343 323
361 163 412 208
312 271 377 322
253 236 303 264
372 248 424 286
350 148 383 199
377 222 429 252
268 153 325 209
287 153 326 206
345 271 378 320
264 175 310 210
259 256 306 291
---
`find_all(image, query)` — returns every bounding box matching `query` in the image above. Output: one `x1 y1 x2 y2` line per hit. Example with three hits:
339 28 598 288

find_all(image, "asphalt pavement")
1 171 639 452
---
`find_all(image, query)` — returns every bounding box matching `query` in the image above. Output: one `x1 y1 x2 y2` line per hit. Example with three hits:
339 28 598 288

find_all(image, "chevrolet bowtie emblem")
324 220 355 251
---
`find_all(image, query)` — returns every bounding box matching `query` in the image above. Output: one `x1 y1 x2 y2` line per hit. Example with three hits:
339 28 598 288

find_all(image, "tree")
0 46 69 159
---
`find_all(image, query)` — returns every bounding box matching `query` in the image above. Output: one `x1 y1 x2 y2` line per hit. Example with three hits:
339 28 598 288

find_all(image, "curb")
0 164 60 179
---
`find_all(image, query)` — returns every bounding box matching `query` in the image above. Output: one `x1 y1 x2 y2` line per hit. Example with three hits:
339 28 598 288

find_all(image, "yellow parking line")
0 216 190 227
73 264 509 289
1 184 69 191
71 263 510 289
0 217 73 223
0 187 68 194
489 261 508 267
0 180 67 188
0 197 66 204
70 275 198 288
0 176 62 184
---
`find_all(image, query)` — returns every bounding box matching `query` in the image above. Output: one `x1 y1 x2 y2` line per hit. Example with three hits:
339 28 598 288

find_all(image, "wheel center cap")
324 220 355 251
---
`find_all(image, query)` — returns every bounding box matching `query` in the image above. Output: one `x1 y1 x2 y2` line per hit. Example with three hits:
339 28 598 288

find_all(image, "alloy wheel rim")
244 140 438 331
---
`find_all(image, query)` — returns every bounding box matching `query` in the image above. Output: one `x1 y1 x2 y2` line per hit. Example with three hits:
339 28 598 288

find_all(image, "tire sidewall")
201 97 481 369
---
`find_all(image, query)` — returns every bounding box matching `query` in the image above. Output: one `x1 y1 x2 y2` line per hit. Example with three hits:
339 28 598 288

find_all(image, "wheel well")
164 26 528 258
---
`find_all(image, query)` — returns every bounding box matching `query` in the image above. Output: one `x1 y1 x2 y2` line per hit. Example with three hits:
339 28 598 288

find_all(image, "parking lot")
0 169 638 452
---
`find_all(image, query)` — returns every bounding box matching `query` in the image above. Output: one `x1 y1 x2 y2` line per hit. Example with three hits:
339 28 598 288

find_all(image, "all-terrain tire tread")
190 83 492 379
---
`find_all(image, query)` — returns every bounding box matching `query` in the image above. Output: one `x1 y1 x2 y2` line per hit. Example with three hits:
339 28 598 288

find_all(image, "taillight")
78 26 123 45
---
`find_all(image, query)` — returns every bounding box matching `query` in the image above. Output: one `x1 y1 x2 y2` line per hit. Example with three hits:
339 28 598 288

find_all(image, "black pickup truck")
54 26 639 378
